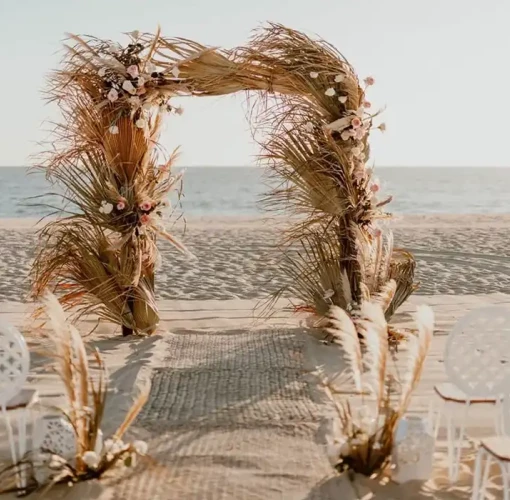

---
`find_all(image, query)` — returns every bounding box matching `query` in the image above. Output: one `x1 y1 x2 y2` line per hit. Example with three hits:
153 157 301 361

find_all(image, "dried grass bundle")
323 302 434 476
0 293 149 496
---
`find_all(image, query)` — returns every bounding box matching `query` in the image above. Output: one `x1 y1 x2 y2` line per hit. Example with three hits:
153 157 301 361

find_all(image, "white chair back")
0 321 30 408
444 306 510 398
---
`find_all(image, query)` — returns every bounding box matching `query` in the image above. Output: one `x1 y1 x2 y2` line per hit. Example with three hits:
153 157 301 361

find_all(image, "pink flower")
107 89 119 102
354 127 367 140
363 101 371 109
351 117 362 129
370 183 380 193
140 201 152 211
364 76 375 86
140 214 151 225
373 228 382 238
126 65 139 78
116 199 126 211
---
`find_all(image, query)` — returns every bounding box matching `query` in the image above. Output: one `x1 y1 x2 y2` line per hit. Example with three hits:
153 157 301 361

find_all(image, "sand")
0 214 508 498
2 214 510 302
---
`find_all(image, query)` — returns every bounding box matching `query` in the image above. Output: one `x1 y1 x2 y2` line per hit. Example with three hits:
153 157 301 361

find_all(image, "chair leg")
471 447 485 500
446 402 469 483
479 452 493 500
501 460 510 500
1 405 21 489
429 397 444 441
17 409 28 491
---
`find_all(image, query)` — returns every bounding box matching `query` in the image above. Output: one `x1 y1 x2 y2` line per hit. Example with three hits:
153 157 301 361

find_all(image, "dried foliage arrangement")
0 293 149 496
30 29 197 335
30 24 416 335
322 302 434 476
245 25 418 326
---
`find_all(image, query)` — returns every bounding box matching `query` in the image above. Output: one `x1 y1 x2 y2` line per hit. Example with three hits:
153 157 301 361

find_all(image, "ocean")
0 166 509 218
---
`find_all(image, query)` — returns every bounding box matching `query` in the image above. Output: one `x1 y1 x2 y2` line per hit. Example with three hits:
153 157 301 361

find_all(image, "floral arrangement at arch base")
321 299 434 477
0 294 150 496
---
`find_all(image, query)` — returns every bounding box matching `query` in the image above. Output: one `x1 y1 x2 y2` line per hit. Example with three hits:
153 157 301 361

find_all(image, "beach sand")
0 214 508 498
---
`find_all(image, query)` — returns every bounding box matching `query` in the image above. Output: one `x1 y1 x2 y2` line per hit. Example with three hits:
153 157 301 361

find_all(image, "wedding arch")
31 24 416 336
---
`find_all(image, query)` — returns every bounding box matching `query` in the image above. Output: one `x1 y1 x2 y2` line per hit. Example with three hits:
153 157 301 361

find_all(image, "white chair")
471 394 510 500
0 321 37 491
429 306 510 483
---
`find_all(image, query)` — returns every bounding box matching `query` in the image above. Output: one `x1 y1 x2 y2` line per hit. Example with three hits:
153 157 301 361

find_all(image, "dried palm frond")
0 294 150 496
386 248 419 318
322 301 435 476
242 24 416 327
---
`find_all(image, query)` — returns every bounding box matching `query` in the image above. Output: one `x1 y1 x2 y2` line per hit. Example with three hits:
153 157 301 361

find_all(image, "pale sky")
1 0 508 167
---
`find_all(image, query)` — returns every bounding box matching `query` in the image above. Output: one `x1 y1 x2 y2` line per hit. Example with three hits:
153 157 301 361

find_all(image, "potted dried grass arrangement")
322 300 434 477
0 294 149 496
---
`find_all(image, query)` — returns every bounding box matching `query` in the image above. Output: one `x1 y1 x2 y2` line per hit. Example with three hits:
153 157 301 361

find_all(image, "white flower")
107 88 119 102
108 125 119 135
135 118 146 129
324 116 351 132
323 289 334 299
128 96 141 108
338 95 348 104
341 130 352 141
352 147 362 157
122 80 136 95
326 441 342 466
171 66 180 78
304 122 314 133
98 67 107 78
174 106 184 115
108 42 122 53
128 30 140 39
133 440 148 455
310 71 319 79
339 441 351 456
82 451 99 469
137 76 145 86
325 87 336 97
104 438 125 455
99 201 113 214
373 442 382 450
126 65 139 78
334 74 345 83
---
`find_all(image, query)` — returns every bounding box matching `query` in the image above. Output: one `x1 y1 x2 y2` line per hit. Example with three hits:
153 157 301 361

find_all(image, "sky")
0 0 509 167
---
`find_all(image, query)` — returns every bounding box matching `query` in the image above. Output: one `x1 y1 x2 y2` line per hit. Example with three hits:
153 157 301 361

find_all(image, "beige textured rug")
110 329 336 500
